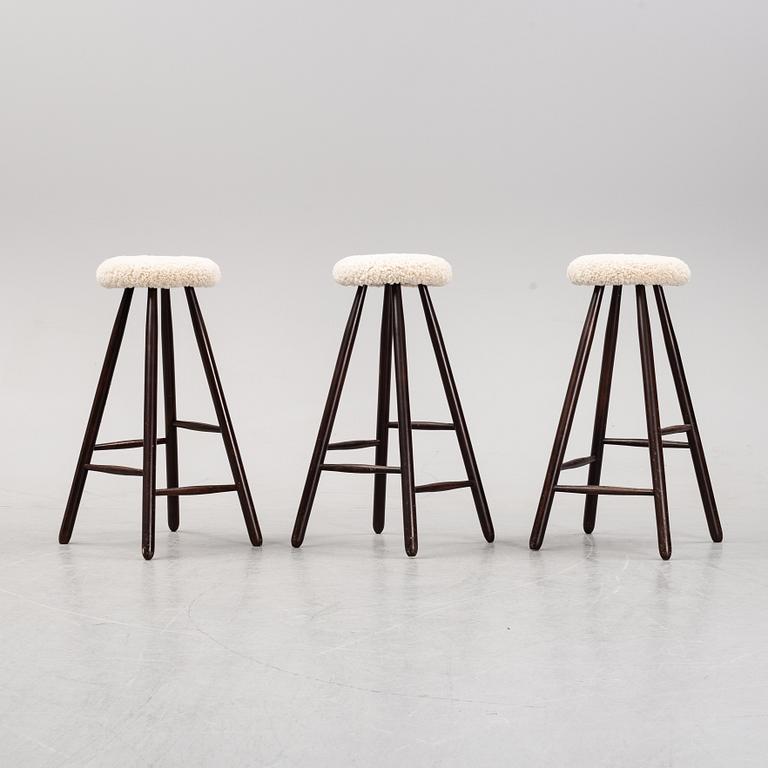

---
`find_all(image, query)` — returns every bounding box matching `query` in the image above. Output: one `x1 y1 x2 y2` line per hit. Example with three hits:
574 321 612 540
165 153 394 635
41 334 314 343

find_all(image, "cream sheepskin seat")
333 254 452 287
96 255 221 289
567 254 690 286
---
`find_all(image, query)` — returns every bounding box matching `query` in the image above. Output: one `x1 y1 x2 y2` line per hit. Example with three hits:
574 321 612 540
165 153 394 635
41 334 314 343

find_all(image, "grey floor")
2 487 766 768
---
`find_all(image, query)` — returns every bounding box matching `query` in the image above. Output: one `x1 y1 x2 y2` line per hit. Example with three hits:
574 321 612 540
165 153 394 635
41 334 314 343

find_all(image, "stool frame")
292 283 494 556
59 287 262 559
529 284 723 559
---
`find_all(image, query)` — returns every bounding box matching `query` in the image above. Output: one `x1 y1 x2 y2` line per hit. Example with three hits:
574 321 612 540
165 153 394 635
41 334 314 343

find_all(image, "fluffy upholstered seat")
567 254 690 286
96 256 221 289
332 254 452 287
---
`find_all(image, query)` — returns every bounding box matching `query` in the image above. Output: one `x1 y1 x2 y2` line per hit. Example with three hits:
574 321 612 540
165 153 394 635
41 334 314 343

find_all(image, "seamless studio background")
1 0 766 525
1 2 767 767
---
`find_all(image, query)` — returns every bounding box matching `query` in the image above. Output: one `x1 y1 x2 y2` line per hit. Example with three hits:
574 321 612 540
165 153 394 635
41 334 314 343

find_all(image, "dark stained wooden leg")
373 286 394 534
142 289 159 560
418 285 494 542
583 286 622 534
530 286 605 550
59 288 134 544
391 285 417 557
185 288 263 547
636 286 671 560
653 286 723 542
292 286 367 547
160 289 180 532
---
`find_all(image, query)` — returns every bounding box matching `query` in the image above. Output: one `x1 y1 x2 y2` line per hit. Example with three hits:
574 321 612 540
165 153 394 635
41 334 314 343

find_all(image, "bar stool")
530 254 723 559
292 254 494 556
59 256 261 559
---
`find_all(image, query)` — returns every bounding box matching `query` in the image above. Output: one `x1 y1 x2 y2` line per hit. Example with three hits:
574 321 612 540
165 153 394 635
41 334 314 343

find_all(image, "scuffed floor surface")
1 495 767 767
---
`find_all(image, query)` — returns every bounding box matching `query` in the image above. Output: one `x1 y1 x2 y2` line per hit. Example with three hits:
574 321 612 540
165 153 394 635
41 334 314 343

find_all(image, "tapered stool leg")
160 289 180 532
418 285 494 542
373 286 394 534
391 285 417 556
530 286 605 550
583 286 622 534
654 286 723 542
636 286 672 560
293 286 368 547
59 288 134 544
142 289 159 560
185 288 262 547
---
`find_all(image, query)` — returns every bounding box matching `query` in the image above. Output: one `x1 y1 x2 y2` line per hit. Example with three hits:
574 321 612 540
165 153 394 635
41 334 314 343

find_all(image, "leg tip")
583 510 596 534
529 537 542 551
58 534 70 545
291 536 303 549
373 508 384 534
142 547 154 561
659 547 672 561
169 523 179 532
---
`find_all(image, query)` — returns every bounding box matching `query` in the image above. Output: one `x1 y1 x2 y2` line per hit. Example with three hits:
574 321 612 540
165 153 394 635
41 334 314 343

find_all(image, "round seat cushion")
96 256 221 289
567 254 690 286
332 254 452 287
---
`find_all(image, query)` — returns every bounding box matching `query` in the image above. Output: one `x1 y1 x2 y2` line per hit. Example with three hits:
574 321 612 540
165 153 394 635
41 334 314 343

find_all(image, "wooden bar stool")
292 254 494 556
59 256 261 559
530 254 723 559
